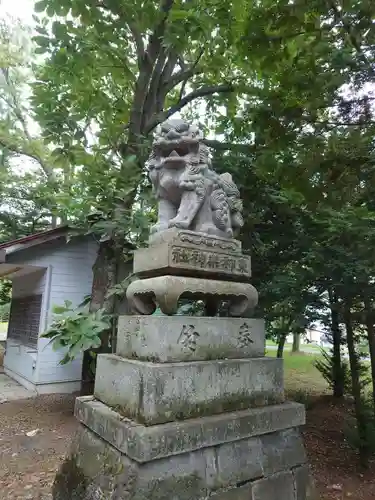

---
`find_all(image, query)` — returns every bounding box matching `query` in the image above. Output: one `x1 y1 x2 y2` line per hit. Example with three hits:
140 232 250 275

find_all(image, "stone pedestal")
53 230 313 499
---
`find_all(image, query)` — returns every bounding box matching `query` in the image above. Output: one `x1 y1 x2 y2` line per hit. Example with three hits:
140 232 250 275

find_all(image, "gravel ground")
0 394 77 500
1 391 375 499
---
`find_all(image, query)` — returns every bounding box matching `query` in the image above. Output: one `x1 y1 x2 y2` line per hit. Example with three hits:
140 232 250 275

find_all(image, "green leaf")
33 36 50 47
34 0 48 13
59 352 72 365
52 304 69 314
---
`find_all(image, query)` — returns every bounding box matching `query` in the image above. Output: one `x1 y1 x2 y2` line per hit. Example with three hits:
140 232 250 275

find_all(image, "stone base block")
94 355 284 425
136 228 251 282
117 315 265 362
75 397 305 462
52 422 311 500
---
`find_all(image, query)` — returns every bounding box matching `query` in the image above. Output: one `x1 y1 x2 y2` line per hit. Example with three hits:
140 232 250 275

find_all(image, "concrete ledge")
117 316 265 362
75 397 305 463
35 380 81 394
94 355 284 425
4 366 81 395
4 366 37 393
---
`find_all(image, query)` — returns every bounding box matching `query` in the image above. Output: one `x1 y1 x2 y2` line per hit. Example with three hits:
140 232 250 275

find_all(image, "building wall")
4 268 47 384
4 235 98 391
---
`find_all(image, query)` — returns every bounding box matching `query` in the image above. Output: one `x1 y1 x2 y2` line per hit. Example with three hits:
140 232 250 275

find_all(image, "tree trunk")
277 333 287 358
344 302 370 469
292 332 300 353
80 240 118 395
328 287 344 398
363 291 375 415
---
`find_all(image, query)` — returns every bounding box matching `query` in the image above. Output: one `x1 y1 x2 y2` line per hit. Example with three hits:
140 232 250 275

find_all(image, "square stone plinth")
134 229 251 281
94 355 284 425
75 396 305 463
52 423 309 500
117 316 265 362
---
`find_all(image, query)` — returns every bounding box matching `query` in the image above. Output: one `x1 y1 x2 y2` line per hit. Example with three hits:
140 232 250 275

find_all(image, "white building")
0 227 98 394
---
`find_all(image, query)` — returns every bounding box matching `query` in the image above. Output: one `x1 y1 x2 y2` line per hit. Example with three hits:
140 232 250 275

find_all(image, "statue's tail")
218 173 244 232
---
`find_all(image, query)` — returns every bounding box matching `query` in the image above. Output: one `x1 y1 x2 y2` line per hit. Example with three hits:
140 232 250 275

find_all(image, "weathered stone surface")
94 355 284 425
216 437 263 486
147 119 244 239
53 423 309 500
126 275 258 316
117 316 265 362
209 484 254 500
75 397 305 463
148 228 242 252
293 466 318 500
252 471 296 500
133 232 251 282
261 428 307 475
53 425 216 500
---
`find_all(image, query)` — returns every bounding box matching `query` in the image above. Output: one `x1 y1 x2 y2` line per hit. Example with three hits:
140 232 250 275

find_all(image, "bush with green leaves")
345 395 375 457
41 298 111 365
0 302 10 323
314 347 352 395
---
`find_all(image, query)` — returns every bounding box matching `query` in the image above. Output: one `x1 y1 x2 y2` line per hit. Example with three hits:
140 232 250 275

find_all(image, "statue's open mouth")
154 138 199 163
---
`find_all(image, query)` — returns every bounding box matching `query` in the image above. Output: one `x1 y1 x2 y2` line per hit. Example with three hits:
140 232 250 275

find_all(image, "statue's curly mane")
147 119 243 238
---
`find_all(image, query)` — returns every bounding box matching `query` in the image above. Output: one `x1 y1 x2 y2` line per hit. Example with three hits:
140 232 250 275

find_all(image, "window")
7 295 43 347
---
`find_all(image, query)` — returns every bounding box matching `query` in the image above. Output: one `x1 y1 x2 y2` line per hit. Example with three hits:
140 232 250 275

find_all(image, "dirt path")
0 394 77 499
305 396 375 499
0 393 374 499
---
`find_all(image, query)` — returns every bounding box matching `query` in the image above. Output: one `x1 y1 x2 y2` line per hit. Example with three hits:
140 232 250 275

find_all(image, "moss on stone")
146 472 205 500
52 455 88 500
110 391 284 426
127 347 263 363
169 392 284 422
129 351 162 363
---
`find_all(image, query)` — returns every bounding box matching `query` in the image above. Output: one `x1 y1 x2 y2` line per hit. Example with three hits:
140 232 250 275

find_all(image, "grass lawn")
266 349 328 394
266 339 322 352
0 321 8 331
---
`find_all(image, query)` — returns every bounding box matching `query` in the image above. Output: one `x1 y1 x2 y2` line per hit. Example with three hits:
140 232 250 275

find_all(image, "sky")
0 0 38 172
0 0 35 24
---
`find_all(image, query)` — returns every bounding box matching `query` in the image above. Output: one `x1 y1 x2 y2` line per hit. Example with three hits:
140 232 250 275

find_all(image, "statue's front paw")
168 216 190 229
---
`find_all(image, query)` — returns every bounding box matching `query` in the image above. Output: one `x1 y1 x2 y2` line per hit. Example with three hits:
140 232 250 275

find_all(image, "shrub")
0 302 10 322
41 299 111 365
314 347 351 395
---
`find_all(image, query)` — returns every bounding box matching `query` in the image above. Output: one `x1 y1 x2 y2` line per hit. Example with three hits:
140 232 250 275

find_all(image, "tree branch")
203 139 256 154
145 83 235 133
154 50 179 112
145 0 174 66
0 135 56 181
141 47 170 130
164 48 205 96
326 0 373 74
1 68 32 141
128 22 145 68
96 1 145 69
128 0 175 142
160 50 179 86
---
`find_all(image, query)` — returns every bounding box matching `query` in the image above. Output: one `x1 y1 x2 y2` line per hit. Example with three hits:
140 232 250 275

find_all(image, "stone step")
94 355 284 425
75 396 305 463
117 316 265 362
55 421 309 500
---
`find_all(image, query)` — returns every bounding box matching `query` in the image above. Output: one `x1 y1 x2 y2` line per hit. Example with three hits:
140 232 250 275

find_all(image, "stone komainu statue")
147 118 244 239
